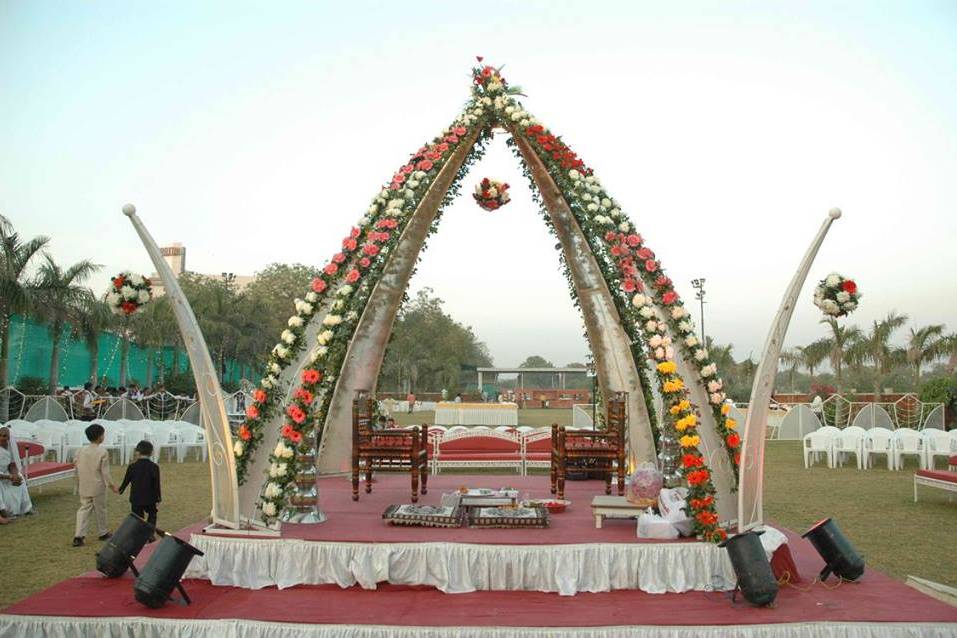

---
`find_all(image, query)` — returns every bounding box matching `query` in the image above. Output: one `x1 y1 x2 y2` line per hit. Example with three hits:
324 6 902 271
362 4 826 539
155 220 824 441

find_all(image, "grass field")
1 417 954 610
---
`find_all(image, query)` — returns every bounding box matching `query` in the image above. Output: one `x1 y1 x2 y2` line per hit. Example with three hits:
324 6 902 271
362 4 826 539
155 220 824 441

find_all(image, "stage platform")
185 474 745 594
2 474 956 637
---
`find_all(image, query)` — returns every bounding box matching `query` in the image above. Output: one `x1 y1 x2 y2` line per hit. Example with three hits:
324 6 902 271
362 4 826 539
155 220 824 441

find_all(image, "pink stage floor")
3 474 956 633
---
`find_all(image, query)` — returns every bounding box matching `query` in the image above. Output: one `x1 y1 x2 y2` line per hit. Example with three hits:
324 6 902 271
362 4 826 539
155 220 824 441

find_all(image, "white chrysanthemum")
317 330 334 345
701 363 717 377
707 380 723 392
137 289 150 303
609 208 621 219
694 349 708 361
262 502 277 517
269 362 281 374
407 180 419 189
581 193 592 202
822 299 840 314
645 320 658 332
387 198 404 210
619 222 630 232
685 335 699 348
710 392 724 405
665 346 675 360
345 310 358 321
631 294 649 308
414 170 426 180
305 291 318 303
358 216 370 227
233 441 244 457
587 203 599 212
825 273 841 287
367 205 377 215
314 345 328 360
261 377 274 389
568 169 581 180
649 334 663 348
288 316 304 328
639 306 654 318
333 299 345 311
520 119 529 126
121 285 137 300
106 291 121 306
130 274 144 286
337 285 353 296
323 314 342 327
281 330 296 344
671 307 687 319
601 198 612 208
843 301 857 310
654 347 666 360
836 291 850 303
264 483 282 499
296 301 313 315
679 321 693 333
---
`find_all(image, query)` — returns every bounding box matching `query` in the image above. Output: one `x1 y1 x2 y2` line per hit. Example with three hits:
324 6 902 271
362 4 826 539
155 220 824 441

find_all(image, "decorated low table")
434 402 519 426
590 495 653 529
382 504 464 528
443 488 519 509
468 505 549 529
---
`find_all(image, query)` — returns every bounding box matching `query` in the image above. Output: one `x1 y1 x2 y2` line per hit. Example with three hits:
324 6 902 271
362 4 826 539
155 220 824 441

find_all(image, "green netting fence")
4 314 246 388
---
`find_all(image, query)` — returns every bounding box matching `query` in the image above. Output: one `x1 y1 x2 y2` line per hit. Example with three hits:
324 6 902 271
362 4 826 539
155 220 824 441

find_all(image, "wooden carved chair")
551 392 627 500
352 391 429 502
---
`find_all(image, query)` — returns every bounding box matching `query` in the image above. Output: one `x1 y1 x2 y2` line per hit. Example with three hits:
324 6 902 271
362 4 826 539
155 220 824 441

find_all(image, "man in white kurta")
0 427 33 517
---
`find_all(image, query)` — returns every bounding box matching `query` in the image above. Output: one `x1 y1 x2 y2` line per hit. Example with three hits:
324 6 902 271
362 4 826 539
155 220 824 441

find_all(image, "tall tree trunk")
145 352 154 387
119 332 130 386
88 340 99 385
158 348 165 384
0 314 10 421
48 322 62 394
172 348 180 375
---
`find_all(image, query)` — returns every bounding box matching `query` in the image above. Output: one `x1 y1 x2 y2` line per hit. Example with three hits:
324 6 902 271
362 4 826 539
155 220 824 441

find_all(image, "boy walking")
119 440 161 536
73 423 118 547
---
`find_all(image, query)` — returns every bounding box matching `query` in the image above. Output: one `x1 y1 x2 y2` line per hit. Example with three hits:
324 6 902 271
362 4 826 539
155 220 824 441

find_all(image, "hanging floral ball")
106 271 153 316
473 177 511 211
813 272 860 318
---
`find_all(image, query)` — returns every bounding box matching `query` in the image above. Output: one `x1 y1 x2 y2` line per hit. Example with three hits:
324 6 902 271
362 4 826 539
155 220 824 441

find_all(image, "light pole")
691 278 706 345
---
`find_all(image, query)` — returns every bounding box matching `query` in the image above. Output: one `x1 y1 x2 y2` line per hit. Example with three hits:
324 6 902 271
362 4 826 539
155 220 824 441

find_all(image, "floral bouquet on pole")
813 273 859 318
473 177 511 211
106 272 153 316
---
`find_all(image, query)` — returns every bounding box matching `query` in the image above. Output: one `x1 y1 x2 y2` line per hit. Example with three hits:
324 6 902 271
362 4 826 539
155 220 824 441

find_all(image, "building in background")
150 242 255 296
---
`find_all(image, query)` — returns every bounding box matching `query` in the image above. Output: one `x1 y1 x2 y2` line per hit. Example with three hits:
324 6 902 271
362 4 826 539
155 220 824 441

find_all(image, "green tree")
518 355 556 388
820 318 862 392
243 263 321 368
854 312 907 400
71 296 115 384
33 255 100 392
906 324 945 386
0 221 48 418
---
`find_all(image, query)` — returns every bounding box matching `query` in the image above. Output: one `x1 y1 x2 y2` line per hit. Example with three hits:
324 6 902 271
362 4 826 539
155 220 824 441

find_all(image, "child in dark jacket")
119 440 161 538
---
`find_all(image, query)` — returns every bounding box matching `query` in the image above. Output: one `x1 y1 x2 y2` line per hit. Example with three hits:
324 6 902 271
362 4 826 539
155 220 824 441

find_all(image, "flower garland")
256 107 492 522
473 177 511 211
813 273 859 318
483 67 732 540
106 272 152 316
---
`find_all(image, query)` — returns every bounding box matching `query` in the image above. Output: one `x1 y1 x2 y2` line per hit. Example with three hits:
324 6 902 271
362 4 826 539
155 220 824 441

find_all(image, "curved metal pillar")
510 133 655 463
738 209 842 532
124 205 240 528
316 128 483 473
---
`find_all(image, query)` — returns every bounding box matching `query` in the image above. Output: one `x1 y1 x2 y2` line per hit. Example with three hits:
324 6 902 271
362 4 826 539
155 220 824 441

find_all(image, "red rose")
351 226 361 238
625 234 642 247
252 389 267 403
696 511 718 526
289 429 303 444
332 252 346 264
323 263 338 276
425 150 441 160
302 369 321 384
655 275 672 288
113 275 125 289
287 405 306 424
417 159 434 171
726 433 741 448
453 126 467 136
393 173 406 184
293 388 314 405
682 454 703 468
121 301 138 315
445 135 459 144
436 142 449 153
662 291 678 305
312 278 327 293
342 238 357 251
610 244 623 257
238 425 251 441
644 259 658 273
359 257 371 269
734 452 741 465
637 247 654 260
345 269 360 284
280 424 294 440
245 405 260 420
604 231 617 242
622 279 637 293
363 243 380 256
400 164 414 175
842 279 857 294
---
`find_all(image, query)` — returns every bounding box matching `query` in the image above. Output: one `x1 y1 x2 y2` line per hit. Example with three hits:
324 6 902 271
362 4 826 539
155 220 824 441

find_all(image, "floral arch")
234 62 741 541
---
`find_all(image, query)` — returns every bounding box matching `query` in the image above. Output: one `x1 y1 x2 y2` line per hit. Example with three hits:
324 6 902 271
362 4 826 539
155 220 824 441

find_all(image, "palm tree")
855 312 908 400
941 332 957 375
0 222 49 419
71 296 115 384
820 318 862 392
779 348 802 392
796 339 830 386
33 255 100 393
906 324 945 386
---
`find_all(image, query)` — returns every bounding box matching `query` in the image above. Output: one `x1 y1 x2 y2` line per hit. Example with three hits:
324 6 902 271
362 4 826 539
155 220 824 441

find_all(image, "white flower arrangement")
274 442 295 459
813 272 860 318
694 349 708 361
337 285 353 296
631 293 649 307
638 306 655 319
317 330 334 345
685 335 699 348
233 441 244 457
281 329 297 344
262 502 277 517
700 364 717 377
670 307 687 319
105 271 153 316
322 314 343 327
305 291 318 303
707 380 723 392
263 482 282 499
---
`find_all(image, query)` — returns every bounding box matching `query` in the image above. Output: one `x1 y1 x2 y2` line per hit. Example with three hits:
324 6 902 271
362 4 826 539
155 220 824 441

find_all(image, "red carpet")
4 473 956 629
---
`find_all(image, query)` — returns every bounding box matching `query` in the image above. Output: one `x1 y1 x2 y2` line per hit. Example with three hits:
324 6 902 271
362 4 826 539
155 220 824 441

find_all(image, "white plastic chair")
863 427 895 470
148 422 179 461
120 424 152 464
95 421 126 463
803 428 837 468
5 419 38 440
63 427 91 460
32 420 67 462
892 428 923 470
832 426 866 469
921 429 957 470
174 424 206 462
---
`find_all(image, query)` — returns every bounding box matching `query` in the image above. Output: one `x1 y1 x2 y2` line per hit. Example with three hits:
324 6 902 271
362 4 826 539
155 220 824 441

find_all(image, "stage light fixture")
801 517 864 582
96 514 156 578
133 535 204 608
719 530 778 607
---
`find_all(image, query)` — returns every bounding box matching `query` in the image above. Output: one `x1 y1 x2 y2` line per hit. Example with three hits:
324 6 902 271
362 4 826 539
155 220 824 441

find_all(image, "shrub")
918 376 957 427
14 376 46 395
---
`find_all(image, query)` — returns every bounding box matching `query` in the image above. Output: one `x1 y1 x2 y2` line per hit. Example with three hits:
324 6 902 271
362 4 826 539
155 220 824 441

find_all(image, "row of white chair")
4 419 207 465
803 426 955 470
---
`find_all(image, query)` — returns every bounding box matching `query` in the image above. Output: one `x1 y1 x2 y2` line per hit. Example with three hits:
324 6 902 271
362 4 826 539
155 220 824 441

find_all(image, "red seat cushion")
949 455 957 466
525 438 552 452
25 461 74 479
524 452 550 461
916 469 957 484
17 441 45 458
440 437 519 453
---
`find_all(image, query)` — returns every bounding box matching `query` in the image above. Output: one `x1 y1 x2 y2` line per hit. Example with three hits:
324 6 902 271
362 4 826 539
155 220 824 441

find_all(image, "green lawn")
1 436 954 610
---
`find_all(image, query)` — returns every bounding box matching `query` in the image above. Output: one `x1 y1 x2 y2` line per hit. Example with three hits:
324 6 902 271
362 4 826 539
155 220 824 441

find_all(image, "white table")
590 495 649 529
434 402 518 426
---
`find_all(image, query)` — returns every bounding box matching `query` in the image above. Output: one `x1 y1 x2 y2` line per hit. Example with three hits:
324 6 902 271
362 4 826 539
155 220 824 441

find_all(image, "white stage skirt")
184 535 737 595
3 616 954 638
434 402 519 426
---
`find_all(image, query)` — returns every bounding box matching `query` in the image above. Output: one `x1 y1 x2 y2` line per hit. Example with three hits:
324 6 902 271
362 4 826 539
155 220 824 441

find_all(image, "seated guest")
373 416 387 431
386 417 397 429
0 427 33 518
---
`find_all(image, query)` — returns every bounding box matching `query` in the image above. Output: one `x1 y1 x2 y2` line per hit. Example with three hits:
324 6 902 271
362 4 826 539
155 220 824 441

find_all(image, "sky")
2 1 956 368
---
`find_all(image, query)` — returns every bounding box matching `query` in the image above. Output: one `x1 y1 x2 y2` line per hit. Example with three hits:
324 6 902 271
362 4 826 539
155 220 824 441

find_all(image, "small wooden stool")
590 495 651 528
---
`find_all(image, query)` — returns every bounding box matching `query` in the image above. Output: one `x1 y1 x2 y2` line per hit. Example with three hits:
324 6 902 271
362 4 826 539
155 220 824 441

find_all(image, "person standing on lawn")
72 423 118 547
119 440 161 539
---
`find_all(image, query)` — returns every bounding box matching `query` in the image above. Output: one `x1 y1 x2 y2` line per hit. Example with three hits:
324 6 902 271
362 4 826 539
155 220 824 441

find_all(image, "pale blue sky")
2 1 956 366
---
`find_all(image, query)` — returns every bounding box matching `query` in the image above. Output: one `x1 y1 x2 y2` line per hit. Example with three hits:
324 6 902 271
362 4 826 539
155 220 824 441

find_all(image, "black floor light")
96 514 156 578
801 517 865 582
133 535 205 608
719 530 779 607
